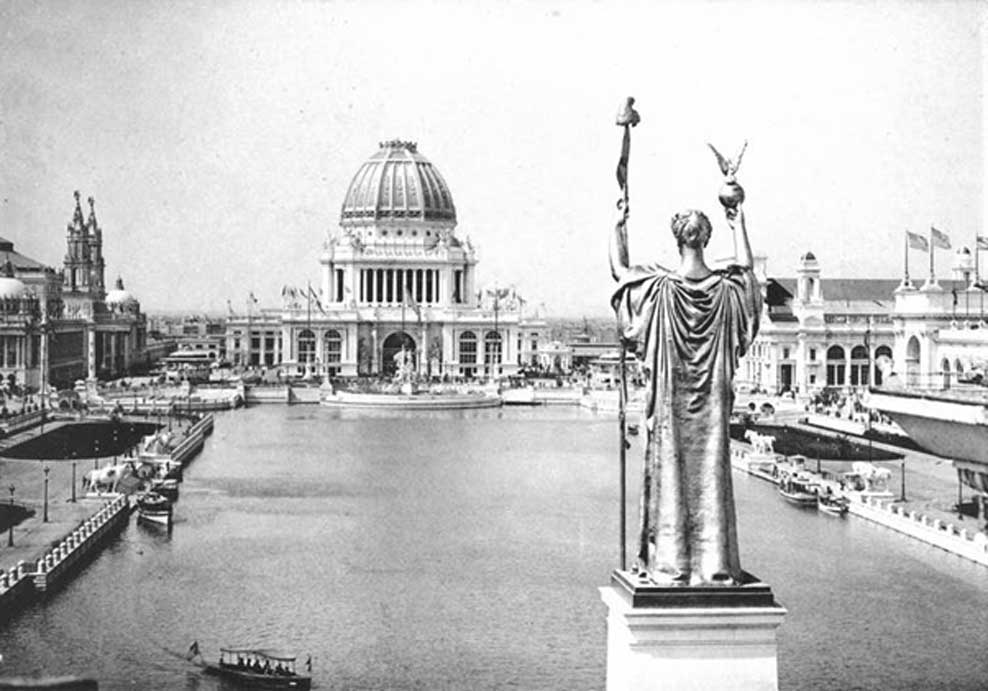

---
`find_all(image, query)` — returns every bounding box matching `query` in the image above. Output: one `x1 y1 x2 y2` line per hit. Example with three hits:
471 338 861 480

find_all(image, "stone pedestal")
600 570 786 691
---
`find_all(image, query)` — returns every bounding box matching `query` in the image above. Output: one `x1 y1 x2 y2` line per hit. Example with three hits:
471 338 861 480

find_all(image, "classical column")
420 324 429 376
371 325 379 374
86 328 96 381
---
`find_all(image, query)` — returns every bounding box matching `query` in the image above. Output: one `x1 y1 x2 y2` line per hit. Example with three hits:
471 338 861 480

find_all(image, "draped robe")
612 263 761 585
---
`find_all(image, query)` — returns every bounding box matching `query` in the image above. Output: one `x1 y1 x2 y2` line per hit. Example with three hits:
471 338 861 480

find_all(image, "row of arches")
296 329 505 376
825 344 893 387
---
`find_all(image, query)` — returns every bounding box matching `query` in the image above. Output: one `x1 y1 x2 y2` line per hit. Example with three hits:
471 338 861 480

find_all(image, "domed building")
225 140 546 378
0 191 152 392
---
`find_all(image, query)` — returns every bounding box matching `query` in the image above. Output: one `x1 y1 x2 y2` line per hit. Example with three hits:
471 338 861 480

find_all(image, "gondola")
190 646 312 690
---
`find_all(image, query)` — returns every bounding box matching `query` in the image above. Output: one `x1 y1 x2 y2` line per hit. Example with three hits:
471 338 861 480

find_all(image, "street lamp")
71 454 77 503
42 465 50 523
7 485 14 546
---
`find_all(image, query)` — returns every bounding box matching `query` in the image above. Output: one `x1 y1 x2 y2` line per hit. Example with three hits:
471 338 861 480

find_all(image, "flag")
308 285 326 314
931 226 951 249
977 235 988 251
906 231 928 251
248 291 259 304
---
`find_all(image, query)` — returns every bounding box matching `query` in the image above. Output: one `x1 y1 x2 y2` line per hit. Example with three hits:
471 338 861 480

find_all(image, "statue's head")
671 210 712 251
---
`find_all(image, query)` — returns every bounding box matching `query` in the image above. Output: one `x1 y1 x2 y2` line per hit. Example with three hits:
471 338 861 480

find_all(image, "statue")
610 101 761 586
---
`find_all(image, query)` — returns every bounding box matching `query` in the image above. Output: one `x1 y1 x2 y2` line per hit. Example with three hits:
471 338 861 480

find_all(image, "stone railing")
851 495 988 567
30 495 129 591
0 559 29 596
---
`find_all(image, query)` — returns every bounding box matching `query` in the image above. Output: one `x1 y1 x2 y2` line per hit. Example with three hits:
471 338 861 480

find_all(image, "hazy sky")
0 1 984 317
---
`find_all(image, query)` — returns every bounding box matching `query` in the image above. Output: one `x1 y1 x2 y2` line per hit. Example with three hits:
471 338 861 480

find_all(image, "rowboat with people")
187 642 312 689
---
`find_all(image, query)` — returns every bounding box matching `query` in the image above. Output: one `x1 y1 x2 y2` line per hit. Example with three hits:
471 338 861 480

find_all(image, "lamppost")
7 485 14 546
71 453 77 503
42 465 50 523
900 459 906 502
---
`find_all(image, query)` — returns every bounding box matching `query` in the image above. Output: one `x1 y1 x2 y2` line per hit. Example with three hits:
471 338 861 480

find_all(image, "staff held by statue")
614 97 639 571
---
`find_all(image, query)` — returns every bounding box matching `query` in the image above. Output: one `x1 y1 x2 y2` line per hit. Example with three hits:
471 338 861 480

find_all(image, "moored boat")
136 492 173 527
190 646 311 689
778 471 818 506
817 492 850 516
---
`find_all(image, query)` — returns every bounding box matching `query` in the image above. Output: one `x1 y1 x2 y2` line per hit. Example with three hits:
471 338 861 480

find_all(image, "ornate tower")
86 196 106 294
63 190 90 293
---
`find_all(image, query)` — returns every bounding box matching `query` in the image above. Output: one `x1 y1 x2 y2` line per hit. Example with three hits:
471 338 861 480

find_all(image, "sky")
0 0 984 318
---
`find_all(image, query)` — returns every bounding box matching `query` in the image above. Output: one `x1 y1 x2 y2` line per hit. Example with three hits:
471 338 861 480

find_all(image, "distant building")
743 250 977 395
0 191 152 390
225 140 547 378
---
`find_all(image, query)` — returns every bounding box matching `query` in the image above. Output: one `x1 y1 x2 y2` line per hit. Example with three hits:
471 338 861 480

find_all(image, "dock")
0 413 215 622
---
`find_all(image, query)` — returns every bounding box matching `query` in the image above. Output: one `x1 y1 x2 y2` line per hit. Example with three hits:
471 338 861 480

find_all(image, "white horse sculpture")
744 430 776 456
82 462 133 494
850 461 893 490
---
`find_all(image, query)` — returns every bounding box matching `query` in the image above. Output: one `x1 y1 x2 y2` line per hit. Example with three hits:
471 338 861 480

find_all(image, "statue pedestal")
600 570 786 691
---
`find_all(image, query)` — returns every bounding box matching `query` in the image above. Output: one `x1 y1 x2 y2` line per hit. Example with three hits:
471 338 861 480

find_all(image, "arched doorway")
325 330 342 377
484 331 502 378
905 336 921 387
941 358 951 390
382 331 416 377
297 330 316 364
874 345 893 386
850 345 869 386
826 345 845 386
459 331 477 379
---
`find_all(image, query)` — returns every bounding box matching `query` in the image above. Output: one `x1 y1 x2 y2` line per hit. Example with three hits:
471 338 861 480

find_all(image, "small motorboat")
189 645 312 689
627 423 640 436
136 492 173 527
817 492 850 516
778 471 818 507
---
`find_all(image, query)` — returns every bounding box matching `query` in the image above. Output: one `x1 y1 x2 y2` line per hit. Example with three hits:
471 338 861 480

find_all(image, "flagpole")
929 227 935 284
979 241 985 322
904 231 909 285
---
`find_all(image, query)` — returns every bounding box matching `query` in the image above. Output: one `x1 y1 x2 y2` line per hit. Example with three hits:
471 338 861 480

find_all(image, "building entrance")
382 332 416 377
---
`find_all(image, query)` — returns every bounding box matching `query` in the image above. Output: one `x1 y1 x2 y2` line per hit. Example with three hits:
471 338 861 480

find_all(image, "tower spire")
87 196 98 230
72 190 85 230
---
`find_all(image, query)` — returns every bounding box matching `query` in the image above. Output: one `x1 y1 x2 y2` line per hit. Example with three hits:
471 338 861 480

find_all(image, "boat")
817 492 850 516
136 492 173 527
191 646 311 689
778 471 818 506
627 423 640 436
149 477 179 501
501 385 539 406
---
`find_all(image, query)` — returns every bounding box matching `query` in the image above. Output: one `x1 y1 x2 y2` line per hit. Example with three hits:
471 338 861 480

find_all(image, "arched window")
484 330 502 377
905 336 921 386
459 331 477 378
298 329 316 364
850 345 869 386
826 345 845 386
873 345 893 386
325 330 342 376
941 358 951 390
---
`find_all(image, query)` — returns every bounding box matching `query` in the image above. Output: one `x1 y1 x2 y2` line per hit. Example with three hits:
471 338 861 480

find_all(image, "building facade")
0 191 150 391
225 140 546 378
740 253 899 394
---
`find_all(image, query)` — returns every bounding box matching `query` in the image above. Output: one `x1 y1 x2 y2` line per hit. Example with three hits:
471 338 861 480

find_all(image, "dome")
106 277 137 306
340 140 456 225
800 251 817 262
0 259 25 299
0 277 26 300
